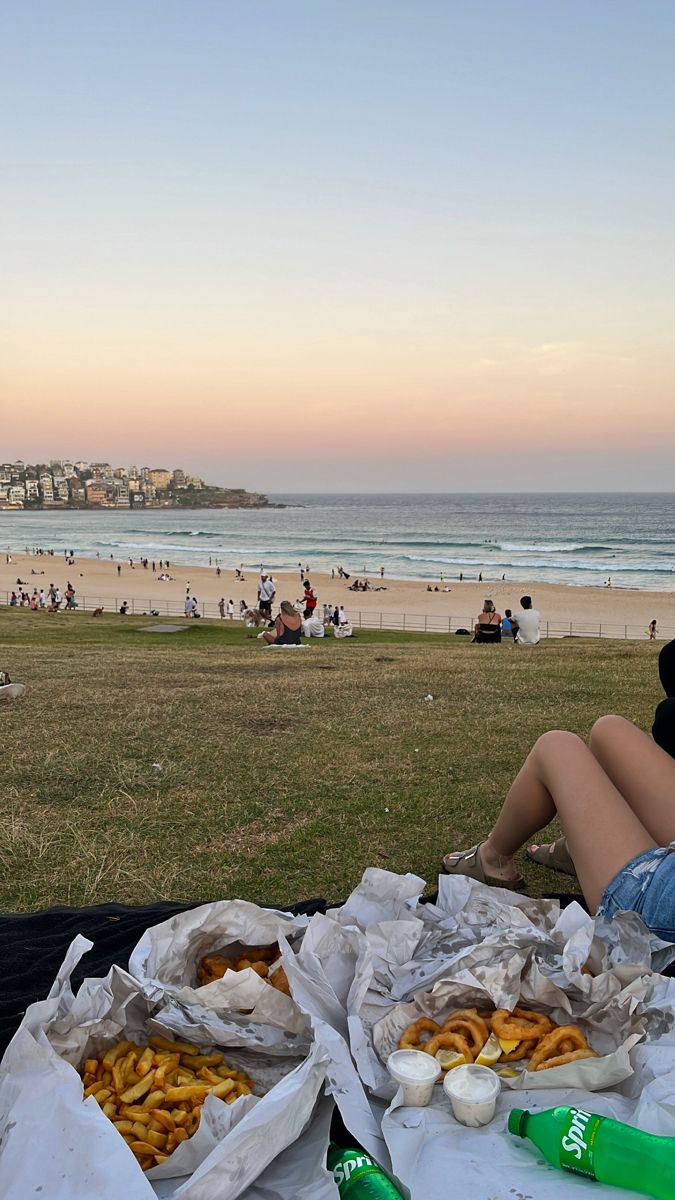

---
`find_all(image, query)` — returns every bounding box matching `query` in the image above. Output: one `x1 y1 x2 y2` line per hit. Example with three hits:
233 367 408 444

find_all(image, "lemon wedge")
495 1067 520 1079
475 1033 502 1066
497 1037 521 1056
434 1049 466 1071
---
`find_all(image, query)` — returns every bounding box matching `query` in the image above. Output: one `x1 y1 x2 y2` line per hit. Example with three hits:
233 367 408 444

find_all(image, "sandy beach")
2 552 674 637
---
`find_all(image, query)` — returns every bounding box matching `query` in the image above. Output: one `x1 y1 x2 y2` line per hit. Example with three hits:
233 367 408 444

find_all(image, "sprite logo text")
559 1107 603 1178
333 1152 376 1186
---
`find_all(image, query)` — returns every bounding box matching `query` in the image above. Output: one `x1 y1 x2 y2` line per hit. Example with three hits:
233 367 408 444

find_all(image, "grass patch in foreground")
0 609 661 911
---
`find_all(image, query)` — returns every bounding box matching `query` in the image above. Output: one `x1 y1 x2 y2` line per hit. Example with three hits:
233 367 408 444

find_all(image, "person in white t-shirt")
302 613 325 637
512 595 541 645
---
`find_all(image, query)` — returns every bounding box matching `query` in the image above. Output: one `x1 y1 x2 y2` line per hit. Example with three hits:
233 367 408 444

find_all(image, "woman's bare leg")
589 716 675 844
480 731 656 911
261 631 276 645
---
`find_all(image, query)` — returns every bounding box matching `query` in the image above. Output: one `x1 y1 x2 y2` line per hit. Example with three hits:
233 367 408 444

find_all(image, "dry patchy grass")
0 610 661 910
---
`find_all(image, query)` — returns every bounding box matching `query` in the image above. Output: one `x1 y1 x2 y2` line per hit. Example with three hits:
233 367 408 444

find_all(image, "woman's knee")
589 714 634 756
532 729 585 762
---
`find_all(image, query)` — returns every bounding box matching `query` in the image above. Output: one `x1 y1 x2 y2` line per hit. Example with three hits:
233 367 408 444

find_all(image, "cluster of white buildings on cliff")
0 460 204 508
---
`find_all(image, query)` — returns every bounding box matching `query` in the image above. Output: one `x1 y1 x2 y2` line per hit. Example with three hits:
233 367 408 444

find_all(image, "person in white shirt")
512 595 541 645
257 575 275 620
338 605 348 625
226 599 235 619
302 613 325 637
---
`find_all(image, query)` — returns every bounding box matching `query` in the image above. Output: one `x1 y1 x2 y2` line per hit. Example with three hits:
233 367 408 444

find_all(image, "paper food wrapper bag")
338 873 673 1099
0 937 329 1200
128 900 311 1054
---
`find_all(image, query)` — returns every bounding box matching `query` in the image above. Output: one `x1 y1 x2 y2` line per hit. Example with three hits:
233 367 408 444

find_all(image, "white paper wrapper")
128 901 310 1054
296 870 675 1197
0 938 329 1200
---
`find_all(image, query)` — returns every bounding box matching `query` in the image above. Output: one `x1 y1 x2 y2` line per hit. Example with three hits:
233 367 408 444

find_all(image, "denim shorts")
597 845 675 942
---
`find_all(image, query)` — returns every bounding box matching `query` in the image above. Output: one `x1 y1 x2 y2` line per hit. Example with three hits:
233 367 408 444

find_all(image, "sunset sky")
2 1 674 491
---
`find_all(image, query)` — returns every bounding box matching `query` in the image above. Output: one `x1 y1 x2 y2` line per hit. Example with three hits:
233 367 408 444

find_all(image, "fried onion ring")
492 1007 553 1041
441 1015 490 1056
399 1018 440 1051
533 1048 598 1071
528 1025 589 1071
423 1032 473 1062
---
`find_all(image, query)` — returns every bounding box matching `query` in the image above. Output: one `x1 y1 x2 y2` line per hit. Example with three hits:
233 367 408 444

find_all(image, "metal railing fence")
2 591 673 642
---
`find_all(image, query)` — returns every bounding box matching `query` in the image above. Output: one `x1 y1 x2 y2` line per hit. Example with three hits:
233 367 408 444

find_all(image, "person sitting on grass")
261 600 302 646
441 709 675 942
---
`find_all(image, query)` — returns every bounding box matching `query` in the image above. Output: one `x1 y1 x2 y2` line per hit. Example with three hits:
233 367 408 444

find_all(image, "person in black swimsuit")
474 599 502 643
262 601 303 646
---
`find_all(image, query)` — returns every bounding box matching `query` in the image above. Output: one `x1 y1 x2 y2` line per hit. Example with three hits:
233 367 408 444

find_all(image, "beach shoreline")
3 552 674 634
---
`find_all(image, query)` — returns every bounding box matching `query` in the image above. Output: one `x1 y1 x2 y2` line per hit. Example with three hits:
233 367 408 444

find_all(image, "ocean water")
1 493 675 591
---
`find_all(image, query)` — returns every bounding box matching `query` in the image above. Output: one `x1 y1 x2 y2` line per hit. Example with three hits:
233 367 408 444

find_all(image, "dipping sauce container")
443 1063 501 1127
387 1049 441 1106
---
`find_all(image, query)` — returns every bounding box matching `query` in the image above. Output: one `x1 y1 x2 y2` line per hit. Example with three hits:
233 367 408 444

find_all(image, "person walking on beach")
303 579 318 619
227 599 234 619
117 563 121 576
649 619 658 641
257 574 275 621
218 597 225 618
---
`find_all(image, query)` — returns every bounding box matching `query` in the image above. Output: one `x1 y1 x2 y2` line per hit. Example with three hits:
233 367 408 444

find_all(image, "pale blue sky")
2 1 674 490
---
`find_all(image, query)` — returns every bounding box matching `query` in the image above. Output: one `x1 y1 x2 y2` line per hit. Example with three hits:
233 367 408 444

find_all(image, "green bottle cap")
508 1108 529 1137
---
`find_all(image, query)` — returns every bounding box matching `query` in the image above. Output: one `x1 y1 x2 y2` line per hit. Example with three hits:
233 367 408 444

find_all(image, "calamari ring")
399 1018 440 1051
533 1048 598 1072
528 1025 589 1071
492 1007 553 1042
499 1038 538 1062
441 1015 490 1056
423 1032 474 1063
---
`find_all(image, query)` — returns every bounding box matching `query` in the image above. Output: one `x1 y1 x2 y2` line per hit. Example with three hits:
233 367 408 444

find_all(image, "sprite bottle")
508 1105 675 1199
327 1142 406 1199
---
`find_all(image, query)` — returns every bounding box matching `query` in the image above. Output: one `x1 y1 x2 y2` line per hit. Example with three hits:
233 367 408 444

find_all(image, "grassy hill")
0 610 662 911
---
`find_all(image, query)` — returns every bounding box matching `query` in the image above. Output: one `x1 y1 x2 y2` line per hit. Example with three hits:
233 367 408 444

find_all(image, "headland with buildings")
0 459 272 510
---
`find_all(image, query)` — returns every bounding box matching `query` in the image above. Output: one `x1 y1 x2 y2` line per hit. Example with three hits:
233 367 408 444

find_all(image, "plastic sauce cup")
443 1063 501 1127
387 1049 441 1106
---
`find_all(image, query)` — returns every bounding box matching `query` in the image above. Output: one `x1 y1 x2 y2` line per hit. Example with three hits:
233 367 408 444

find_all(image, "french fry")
120 1073 156 1103
209 1079 235 1100
143 1129 167 1150
136 1047 154 1078
82 1036 257 1172
151 1110 176 1133
131 1141 157 1156
164 1084 211 1103
180 1053 223 1070
120 1106 150 1123
149 1035 199 1056
102 1040 134 1068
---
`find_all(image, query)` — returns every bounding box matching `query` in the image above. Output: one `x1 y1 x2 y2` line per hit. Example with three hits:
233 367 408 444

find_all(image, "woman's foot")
526 837 576 877
440 841 526 890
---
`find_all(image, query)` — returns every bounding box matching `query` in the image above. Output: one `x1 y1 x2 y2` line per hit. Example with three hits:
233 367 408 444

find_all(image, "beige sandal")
526 837 576 877
440 842 526 891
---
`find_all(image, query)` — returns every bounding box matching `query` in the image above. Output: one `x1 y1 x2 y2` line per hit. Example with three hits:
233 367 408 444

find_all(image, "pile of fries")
81 1034 255 1171
198 945 291 995
399 1005 598 1076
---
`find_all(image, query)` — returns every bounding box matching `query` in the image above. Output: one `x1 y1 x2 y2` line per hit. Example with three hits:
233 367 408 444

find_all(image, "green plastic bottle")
327 1142 405 1199
508 1105 675 1199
